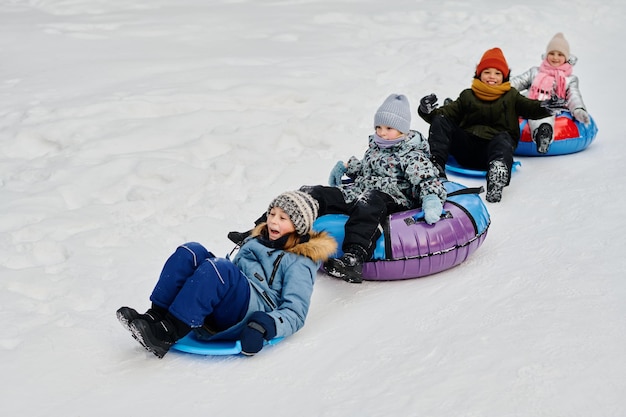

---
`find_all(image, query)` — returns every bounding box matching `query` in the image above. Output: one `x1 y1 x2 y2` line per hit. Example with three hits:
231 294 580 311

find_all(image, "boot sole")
485 186 503 203
486 162 509 203
533 124 553 154
116 307 139 332
324 261 363 284
536 137 551 154
129 320 172 359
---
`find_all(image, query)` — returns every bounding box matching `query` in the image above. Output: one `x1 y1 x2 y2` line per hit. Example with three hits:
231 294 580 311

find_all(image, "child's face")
266 207 296 240
376 125 404 140
546 50 567 67
479 68 504 86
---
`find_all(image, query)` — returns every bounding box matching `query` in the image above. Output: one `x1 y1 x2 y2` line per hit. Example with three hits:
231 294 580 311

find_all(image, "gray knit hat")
267 190 319 235
374 94 411 134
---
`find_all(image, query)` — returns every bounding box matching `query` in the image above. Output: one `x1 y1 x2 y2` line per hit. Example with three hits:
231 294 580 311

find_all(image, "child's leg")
324 190 404 283
428 115 462 167
149 242 214 309
487 132 516 183
529 116 556 154
451 133 489 170
165 257 250 328
485 132 516 203
117 243 211 333
528 116 555 138
298 185 350 216
129 254 249 358
343 190 405 260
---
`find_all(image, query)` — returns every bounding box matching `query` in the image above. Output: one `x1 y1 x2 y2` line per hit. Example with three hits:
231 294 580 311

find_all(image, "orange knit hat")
475 47 510 78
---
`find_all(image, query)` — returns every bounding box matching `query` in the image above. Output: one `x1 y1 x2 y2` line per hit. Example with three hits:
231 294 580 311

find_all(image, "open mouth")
269 228 280 237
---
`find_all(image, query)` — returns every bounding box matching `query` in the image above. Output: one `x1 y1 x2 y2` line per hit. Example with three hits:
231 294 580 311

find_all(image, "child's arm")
514 93 554 120
405 151 447 207
422 194 443 225
328 161 347 187
509 67 537 93
345 155 362 178
418 92 465 124
266 260 316 338
565 75 589 121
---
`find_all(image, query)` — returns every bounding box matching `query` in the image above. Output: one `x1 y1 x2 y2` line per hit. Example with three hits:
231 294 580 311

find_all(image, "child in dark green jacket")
418 47 564 203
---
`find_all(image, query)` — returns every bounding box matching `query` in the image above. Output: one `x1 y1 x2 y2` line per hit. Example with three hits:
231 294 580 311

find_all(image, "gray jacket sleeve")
566 75 587 112
509 67 538 93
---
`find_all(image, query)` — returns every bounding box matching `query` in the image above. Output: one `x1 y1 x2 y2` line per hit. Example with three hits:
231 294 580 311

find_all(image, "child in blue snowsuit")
117 191 337 358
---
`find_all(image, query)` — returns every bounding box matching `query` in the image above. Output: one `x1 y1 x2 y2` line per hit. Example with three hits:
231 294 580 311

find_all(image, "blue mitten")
240 311 277 356
422 194 443 225
328 161 347 187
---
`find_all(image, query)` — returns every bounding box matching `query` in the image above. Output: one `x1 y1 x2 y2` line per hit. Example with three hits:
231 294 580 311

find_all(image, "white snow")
2 0 625 415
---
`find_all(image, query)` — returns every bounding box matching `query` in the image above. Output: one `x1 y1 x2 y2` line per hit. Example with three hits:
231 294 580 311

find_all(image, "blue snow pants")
149 242 251 329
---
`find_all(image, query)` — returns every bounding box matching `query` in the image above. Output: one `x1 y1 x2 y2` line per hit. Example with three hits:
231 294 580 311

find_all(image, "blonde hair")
283 233 302 251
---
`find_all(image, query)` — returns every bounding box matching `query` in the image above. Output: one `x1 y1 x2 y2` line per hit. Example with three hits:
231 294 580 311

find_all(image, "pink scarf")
528 58 573 99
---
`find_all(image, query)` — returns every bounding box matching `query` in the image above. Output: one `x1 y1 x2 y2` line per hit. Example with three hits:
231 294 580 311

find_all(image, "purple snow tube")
313 181 490 281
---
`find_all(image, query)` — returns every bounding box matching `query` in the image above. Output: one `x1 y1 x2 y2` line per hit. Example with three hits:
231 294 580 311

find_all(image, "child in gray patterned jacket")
304 93 446 283
510 32 590 154
230 94 446 284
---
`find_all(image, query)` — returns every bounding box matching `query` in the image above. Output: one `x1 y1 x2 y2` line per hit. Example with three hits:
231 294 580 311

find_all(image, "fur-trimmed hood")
250 223 337 263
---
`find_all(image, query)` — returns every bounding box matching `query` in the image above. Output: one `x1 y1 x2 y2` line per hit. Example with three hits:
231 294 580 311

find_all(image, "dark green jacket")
419 87 551 144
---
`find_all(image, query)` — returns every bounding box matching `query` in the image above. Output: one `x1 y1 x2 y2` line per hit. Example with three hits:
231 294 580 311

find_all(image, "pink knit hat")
546 33 570 60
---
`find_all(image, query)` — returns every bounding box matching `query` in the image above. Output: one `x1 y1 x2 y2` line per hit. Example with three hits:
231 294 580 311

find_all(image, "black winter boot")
116 304 167 332
324 247 366 284
129 313 191 358
533 123 553 154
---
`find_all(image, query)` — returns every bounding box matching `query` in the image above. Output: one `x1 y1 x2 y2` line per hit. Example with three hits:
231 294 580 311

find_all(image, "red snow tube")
516 111 598 156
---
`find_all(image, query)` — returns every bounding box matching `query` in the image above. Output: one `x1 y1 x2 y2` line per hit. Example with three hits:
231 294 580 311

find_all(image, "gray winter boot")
485 160 509 203
533 123 554 154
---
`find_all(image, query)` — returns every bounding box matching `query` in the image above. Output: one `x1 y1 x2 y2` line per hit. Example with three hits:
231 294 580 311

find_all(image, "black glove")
240 311 277 356
540 93 567 114
419 94 439 114
227 230 251 246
